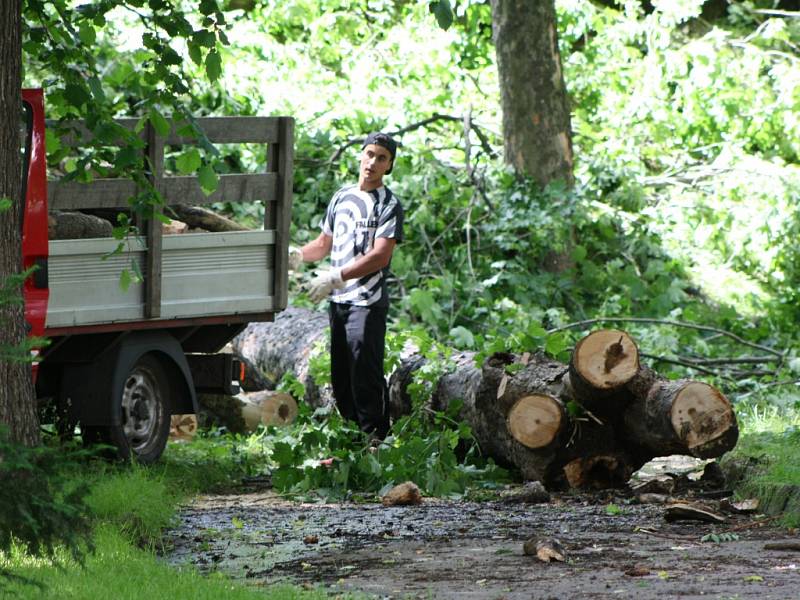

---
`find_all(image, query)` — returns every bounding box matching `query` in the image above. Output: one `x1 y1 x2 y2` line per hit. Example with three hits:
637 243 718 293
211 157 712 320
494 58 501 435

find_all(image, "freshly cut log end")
241 390 298 430
169 414 198 441
572 329 639 390
506 394 565 449
669 381 737 457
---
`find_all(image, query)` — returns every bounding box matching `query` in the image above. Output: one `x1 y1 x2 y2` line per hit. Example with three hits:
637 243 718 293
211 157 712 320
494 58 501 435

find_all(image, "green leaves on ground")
264 401 507 501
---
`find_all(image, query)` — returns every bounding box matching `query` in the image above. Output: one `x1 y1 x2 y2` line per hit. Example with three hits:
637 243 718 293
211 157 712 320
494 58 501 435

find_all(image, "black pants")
328 302 389 439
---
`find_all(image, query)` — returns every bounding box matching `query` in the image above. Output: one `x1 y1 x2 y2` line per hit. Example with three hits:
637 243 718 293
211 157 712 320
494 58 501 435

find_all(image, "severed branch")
640 353 732 379
328 113 498 164
548 317 785 360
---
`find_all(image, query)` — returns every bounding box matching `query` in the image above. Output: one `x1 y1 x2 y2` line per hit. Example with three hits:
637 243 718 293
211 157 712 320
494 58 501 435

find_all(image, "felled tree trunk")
231 307 333 408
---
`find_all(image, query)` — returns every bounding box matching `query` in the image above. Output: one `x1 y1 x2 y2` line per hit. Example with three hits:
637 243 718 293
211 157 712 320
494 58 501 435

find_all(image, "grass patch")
0 434 344 599
724 400 800 527
1 525 341 600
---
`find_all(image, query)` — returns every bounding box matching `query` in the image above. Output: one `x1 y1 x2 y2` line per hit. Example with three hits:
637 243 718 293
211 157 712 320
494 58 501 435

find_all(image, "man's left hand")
308 268 346 302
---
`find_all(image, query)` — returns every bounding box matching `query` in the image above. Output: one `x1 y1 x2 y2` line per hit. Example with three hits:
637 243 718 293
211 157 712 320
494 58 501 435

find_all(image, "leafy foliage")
0 429 93 567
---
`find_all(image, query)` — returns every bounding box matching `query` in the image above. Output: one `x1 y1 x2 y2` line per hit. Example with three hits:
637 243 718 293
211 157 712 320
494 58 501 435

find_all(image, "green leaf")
450 326 475 348
188 41 203 66
544 333 568 358
175 148 202 174
78 22 96 46
193 30 217 48
0 198 12 212
430 1 453 30
271 442 295 466
199 0 218 16
45 129 61 155
87 76 105 103
63 83 91 108
119 268 132 292
205 50 222 82
571 244 587 263
114 146 138 170
149 108 170 137
198 164 219 195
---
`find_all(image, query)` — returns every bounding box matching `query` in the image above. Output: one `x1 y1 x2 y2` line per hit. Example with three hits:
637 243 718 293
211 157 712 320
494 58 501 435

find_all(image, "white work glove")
308 268 346 303
288 246 304 271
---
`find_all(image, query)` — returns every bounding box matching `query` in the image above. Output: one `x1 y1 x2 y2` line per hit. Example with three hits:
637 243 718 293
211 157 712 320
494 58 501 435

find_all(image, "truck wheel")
84 354 172 464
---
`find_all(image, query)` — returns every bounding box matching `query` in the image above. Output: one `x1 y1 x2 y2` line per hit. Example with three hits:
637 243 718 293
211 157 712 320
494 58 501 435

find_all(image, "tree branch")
327 113 497 164
548 317 785 359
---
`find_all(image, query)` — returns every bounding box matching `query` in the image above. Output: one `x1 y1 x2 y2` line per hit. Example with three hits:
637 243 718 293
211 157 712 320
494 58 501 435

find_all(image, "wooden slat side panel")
160 173 277 206
266 117 294 311
49 117 280 146
165 117 279 145
46 118 143 146
48 179 138 210
48 173 277 209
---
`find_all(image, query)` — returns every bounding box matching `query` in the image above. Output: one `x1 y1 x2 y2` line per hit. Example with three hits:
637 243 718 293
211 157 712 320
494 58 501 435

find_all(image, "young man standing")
289 132 403 439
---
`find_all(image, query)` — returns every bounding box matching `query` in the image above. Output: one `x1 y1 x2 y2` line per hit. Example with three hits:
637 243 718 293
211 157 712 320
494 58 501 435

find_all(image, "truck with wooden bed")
19 88 293 462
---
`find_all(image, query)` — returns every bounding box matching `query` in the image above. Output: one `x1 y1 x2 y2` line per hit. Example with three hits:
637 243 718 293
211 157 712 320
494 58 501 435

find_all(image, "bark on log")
231 307 333 408
48 210 113 239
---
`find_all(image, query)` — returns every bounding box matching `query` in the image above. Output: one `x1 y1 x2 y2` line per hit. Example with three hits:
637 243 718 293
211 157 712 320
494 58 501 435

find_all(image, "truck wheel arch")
107 332 198 424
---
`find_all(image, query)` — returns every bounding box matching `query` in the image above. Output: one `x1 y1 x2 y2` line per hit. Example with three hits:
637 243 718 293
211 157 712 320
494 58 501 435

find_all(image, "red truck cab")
21 88 49 343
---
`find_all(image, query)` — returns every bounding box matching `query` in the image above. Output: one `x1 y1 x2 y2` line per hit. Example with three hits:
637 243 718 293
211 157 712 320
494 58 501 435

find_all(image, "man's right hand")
288 246 304 271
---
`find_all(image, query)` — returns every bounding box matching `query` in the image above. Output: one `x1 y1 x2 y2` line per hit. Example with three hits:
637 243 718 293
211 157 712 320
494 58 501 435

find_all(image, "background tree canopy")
17 0 800 405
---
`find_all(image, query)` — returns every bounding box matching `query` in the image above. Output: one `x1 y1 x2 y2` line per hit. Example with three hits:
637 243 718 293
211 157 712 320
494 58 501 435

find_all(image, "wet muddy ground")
167 463 800 599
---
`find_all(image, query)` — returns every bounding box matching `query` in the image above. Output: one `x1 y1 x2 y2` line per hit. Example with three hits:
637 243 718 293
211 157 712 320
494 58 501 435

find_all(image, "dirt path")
167 480 799 600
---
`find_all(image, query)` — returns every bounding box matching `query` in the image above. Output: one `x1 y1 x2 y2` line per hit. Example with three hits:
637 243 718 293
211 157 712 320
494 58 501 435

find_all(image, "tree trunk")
48 210 113 239
490 0 574 186
231 307 333 408
0 0 39 447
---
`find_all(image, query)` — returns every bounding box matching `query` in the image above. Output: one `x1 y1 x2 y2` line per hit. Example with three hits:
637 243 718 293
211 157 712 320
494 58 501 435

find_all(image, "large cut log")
79 206 247 233
622 366 738 459
391 342 737 488
231 307 333 408
198 390 298 434
567 329 639 415
240 390 298 430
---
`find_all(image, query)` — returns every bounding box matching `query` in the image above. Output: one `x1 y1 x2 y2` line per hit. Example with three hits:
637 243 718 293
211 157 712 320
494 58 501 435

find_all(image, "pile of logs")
390 328 738 489
234 309 738 490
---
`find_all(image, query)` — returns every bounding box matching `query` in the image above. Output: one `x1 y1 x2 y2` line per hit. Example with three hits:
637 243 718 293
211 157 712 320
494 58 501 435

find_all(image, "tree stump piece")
506 393 565 449
569 329 639 412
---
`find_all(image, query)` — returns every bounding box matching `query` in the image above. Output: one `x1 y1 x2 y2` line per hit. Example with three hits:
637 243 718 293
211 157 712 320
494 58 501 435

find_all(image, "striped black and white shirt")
321 184 404 307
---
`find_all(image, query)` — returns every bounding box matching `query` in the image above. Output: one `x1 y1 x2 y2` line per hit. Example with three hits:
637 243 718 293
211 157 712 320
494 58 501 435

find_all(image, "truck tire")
84 354 172 464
